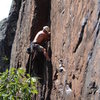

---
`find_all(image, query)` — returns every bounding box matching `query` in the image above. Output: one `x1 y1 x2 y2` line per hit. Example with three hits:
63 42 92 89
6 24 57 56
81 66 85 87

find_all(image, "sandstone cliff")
51 0 100 99
0 0 100 100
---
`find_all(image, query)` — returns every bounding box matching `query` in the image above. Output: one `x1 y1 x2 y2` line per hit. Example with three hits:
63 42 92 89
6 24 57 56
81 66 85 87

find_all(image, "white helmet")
43 26 50 33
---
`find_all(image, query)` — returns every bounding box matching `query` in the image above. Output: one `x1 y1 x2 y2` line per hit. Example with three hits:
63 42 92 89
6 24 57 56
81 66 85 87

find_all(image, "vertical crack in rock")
73 11 93 53
19 1 26 28
26 0 52 100
46 44 53 100
30 0 51 42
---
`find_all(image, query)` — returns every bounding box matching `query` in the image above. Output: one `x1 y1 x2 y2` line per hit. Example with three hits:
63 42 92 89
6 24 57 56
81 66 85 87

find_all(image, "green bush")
0 67 38 100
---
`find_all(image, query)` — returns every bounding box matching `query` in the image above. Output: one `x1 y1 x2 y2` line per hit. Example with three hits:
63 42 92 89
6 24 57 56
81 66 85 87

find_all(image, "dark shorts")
26 43 43 54
30 43 43 52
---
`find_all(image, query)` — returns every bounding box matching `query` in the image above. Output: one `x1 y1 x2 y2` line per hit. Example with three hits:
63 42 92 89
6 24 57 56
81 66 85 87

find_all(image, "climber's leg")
36 44 50 61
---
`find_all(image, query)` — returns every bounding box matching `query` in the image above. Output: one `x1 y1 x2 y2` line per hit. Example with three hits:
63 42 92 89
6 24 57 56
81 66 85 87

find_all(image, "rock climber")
27 26 51 61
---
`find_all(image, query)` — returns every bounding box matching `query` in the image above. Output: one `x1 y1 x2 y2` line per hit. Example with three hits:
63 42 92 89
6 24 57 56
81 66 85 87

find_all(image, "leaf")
26 74 30 78
18 68 25 75
31 77 37 83
9 95 14 100
32 89 38 94
0 67 38 99
2 94 8 97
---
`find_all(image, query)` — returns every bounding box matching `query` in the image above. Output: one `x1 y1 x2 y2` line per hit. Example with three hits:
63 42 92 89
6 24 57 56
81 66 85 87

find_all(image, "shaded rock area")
4 0 22 60
0 0 100 100
0 0 22 71
0 18 8 71
26 44 53 100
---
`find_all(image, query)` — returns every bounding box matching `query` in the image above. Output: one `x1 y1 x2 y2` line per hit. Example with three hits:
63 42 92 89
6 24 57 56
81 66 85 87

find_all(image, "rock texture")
51 0 100 100
0 0 99 100
10 0 51 68
0 18 8 71
10 0 51 99
0 0 22 71
4 0 22 59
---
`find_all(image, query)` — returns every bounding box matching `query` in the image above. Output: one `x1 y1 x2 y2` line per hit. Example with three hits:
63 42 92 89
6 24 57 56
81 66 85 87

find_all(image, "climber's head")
43 26 50 34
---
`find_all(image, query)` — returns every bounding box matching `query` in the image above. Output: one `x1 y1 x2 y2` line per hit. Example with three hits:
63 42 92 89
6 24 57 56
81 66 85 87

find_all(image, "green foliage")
0 67 38 100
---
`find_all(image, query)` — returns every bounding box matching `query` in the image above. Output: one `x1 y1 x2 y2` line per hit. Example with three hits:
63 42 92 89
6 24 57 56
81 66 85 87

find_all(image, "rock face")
0 18 8 71
10 0 51 99
0 0 99 99
10 0 51 68
4 0 22 59
0 0 22 71
51 0 100 100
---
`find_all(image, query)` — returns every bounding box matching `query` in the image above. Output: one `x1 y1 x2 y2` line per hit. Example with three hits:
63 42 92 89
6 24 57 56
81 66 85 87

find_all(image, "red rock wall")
9 0 100 99
51 0 100 100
